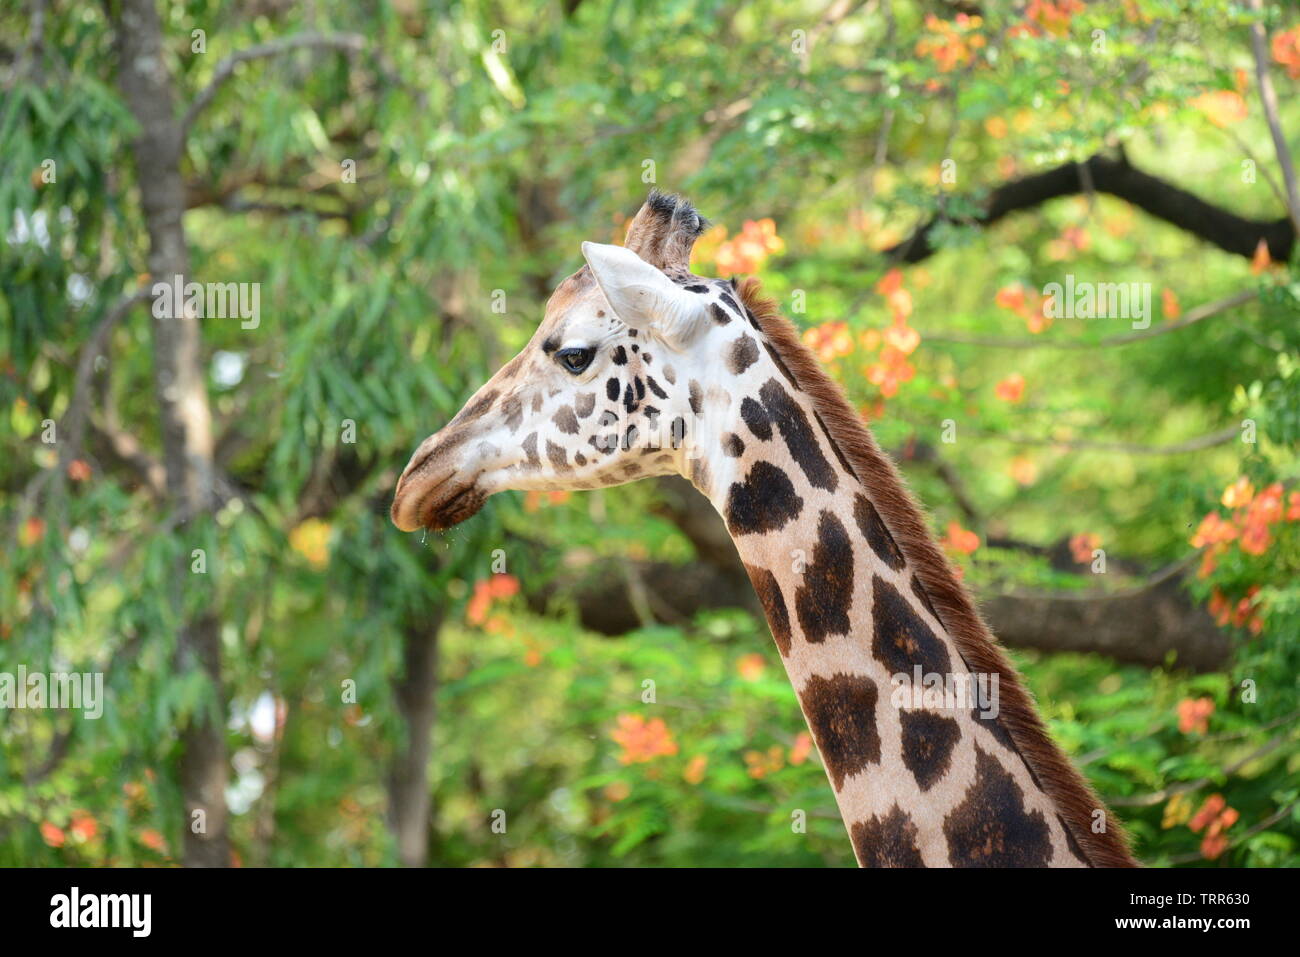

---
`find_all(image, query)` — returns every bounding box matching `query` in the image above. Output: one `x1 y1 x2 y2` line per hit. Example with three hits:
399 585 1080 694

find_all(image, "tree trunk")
387 613 442 867
114 0 228 867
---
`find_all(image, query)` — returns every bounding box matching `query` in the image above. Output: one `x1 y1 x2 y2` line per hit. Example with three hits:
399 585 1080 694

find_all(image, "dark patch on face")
670 416 687 449
634 376 645 400
814 410 858 481
502 395 523 433
631 343 639 353
724 461 803 535
708 302 732 326
762 342 799 389
759 378 837 492
854 494 905 571
852 806 926 868
911 575 939 621
623 382 638 414
591 433 618 455
643 405 660 419
871 576 952 676
899 709 961 792
744 307 761 331
1058 814 1091 866
688 380 702 415
794 510 854 642
606 377 620 401
546 439 569 471
728 334 760 375
721 433 744 457
575 392 596 418
522 432 541 469
642 352 652 364
684 283 709 293
623 462 642 477
740 397 771 440
541 337 559 356
597 309 606 318
574 450 587 466
612 345 628 365
623 423 639 450
450 388 499 427
944 745 1053 867
798 672 881 791
744 564 791 656
719 291 741 313
689 455 710 493
662 365 677 385
553 405 579 435
496 352 525 381
530 392 543 413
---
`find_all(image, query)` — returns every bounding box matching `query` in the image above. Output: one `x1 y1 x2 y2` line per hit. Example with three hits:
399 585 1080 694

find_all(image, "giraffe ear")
581 241 708 348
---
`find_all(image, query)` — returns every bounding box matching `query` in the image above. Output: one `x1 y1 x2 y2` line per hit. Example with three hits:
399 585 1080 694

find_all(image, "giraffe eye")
556 347 595 374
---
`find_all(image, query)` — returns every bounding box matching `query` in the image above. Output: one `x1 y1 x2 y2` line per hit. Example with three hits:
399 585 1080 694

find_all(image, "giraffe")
391 191 1139 867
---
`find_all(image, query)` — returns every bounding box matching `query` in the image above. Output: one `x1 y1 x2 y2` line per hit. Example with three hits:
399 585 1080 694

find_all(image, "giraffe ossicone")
391 190 1139 868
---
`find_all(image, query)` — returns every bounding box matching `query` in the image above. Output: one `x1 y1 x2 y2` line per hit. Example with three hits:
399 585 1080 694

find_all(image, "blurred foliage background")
2 0 1299 867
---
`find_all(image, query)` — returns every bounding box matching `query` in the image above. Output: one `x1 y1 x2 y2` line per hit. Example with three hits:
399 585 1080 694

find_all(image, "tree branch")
920 289 1257 350
1247 0 1300 234
885 153 1295 264
182 32 366 134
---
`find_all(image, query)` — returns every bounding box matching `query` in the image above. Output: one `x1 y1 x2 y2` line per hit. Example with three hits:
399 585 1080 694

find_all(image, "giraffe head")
391 191 747 532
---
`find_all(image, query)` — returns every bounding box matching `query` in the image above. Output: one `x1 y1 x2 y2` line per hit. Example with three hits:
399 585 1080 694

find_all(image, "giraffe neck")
686 285 1135 867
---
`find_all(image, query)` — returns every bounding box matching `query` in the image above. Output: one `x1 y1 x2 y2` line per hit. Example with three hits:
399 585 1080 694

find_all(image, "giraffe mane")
737 276 1140 868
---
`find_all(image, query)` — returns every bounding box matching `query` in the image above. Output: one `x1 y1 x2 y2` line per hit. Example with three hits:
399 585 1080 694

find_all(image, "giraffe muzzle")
391 466 488 532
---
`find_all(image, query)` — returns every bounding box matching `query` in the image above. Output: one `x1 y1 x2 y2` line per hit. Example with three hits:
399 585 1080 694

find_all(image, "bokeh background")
3 0 1299 867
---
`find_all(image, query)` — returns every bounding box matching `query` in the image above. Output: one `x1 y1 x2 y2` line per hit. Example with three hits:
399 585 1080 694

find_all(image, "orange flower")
466 574 520 625
1008 455 1038 486
1190 90 1247 128
683 754 708 785
915 13 986 72
138 828 167 852
883 322 921 356
789 732 813 766
1069 532 1101 564
1189 793 1226 831
802 321 854 362
1286 491 1300 521
69 812 98 842
288 518 331 568
736 653 766 681
67 459 91 481
40 822 66 848
715 219 785 274
865 345 916 399
994 373 1026 403
1177 697 1214 734
1250 238 1272 274
941 521 980 555
19 517 45 547
610 713 678 764
1272 26 1300 79
1190 511 1237 549
1162 288 1181 320
1221 477 1254 509
1188 793 1238 860
744 744 786 779
1023 0 1084 36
